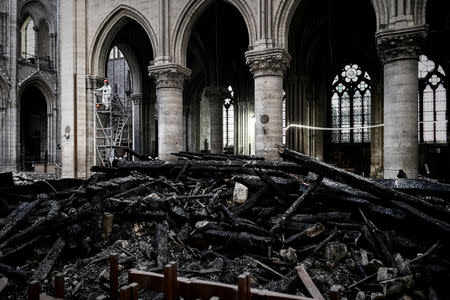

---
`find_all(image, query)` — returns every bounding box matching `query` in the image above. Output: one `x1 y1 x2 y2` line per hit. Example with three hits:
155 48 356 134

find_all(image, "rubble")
0 147 449 299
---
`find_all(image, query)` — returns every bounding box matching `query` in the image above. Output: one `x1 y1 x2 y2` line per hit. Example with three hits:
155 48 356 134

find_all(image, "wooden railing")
28 254 325 300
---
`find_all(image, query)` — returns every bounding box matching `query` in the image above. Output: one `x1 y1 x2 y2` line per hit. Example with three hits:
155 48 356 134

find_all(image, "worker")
95 79 112 109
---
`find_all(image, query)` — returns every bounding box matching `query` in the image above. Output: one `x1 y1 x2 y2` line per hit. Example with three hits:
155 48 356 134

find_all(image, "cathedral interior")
0 0 450 299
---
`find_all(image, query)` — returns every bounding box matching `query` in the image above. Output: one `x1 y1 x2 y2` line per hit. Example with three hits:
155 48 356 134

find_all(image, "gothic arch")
18 74 55 114
19 0 55 34
274 0 381 50
88 5 157 77
172 0 256 66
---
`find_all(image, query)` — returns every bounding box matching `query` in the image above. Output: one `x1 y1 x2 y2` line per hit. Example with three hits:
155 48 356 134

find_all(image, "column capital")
376 26 428 64
148 63 191 89
86 75 104 90
202 87 229 104
130 93 143 104
245 48 291 77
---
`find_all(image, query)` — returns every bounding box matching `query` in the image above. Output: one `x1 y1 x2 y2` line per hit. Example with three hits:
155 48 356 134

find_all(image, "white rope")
284 123 384 131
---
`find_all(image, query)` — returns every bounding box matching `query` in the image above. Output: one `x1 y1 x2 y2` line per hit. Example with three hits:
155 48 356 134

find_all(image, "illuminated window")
282 90 286 145
418 55 447 143
223 86 234 148
331 64 371 143
20 16 35 59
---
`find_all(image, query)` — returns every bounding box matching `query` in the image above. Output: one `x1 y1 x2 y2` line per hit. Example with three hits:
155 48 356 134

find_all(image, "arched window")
418 55 447 143
223 85 234 148
282 90 287 145
331 64 371 143
20 16 35 59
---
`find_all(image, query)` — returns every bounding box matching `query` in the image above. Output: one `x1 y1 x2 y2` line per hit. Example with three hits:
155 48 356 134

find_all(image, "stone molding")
85 75 104 90
148 63 191 89
376 26 428 63
245 48 291 77
202 87 229 104
130 93 143 104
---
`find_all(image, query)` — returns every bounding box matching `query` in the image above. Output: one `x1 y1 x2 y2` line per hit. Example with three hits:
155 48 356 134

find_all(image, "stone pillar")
376 28 427 179
246 48 290 160
203 87 228 154
148 63 191 160
86 75 103 168
130 93 143 154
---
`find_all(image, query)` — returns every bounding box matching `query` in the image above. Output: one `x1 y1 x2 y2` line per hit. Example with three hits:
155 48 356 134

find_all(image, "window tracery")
418 55 447 143
331 64 371 143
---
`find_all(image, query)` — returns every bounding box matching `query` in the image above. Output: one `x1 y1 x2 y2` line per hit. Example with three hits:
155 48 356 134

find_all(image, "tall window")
282 90 287 145
20 16 35 59
331 64 371 143
418 55 447 143
223 85 234 148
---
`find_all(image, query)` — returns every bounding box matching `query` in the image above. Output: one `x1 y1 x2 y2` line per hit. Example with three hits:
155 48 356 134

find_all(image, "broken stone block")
280 247 297 263
355 291 365 300
305 223 325 237
381 275 414 296
324 241 347 262
232 182 248 203
377 267 398 282
370 292 385 300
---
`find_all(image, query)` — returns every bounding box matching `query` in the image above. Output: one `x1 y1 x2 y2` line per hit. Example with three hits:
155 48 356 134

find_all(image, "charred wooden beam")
270 176 323 233
278 147 450 235
0 198 44 242
32 237 65 281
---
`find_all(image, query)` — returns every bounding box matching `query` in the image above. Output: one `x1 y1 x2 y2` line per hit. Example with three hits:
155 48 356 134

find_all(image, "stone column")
203 87 228 154
376 28 427 179
86 75 104 168
130 93 142 154
148 63 191 160
246 48 290 160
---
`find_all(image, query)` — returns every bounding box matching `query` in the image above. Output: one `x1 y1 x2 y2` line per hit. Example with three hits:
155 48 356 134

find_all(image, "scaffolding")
95 92 133 166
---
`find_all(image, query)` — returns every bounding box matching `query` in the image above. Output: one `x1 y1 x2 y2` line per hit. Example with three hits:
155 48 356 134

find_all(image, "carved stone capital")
376 26 428 64
245 48 291 77
86 75 104 90
202 87 229 104
130 93 143 104
148 63 191 89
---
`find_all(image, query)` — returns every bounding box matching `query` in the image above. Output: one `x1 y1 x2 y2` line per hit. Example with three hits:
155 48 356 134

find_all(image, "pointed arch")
18 74 55 114
19 0 55 34
172 0 256 66
274 0 380 50
88 5 157 76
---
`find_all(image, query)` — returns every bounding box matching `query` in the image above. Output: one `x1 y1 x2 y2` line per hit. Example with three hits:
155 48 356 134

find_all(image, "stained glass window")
418 55 447 143
223 86 234 148
331 64 371 143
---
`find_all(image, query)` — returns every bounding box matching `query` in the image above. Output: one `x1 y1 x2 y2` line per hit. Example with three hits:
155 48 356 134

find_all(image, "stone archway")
88 6 156 159
19 85 48 171
183 0 254 155
172 0 256 66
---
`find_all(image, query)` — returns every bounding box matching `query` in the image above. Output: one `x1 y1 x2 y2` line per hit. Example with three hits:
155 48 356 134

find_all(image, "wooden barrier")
127 262 317 300
27 275 64 300
27 256 322 300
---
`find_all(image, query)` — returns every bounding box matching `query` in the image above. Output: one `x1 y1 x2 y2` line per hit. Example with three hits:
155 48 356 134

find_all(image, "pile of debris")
0 148 449 299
